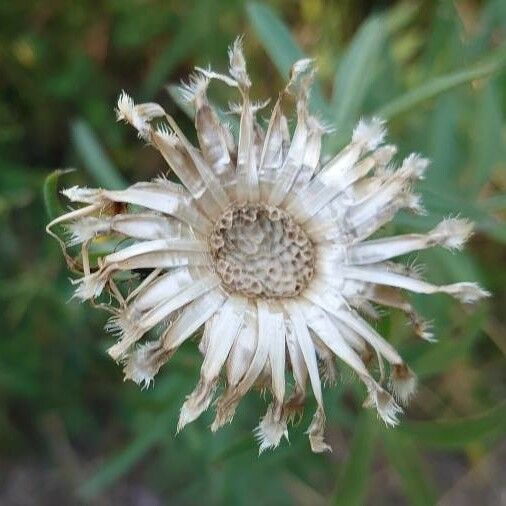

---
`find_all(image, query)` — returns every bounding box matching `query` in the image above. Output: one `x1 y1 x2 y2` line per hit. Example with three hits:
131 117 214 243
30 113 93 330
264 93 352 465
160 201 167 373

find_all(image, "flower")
47 37 489 453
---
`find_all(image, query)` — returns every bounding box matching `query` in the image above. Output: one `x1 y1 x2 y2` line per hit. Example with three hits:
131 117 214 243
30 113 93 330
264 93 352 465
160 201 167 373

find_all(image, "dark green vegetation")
1 1 505 504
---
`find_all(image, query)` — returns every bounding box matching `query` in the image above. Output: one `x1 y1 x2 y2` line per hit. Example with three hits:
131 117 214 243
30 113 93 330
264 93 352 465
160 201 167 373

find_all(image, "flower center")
209 204 315 298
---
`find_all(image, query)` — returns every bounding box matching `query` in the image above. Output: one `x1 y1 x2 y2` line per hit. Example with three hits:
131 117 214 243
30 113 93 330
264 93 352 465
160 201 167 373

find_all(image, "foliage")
1 0 505 504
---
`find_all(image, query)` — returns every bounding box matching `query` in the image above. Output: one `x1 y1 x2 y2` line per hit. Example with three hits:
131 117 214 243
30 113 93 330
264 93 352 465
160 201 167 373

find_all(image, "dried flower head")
47 38 489 453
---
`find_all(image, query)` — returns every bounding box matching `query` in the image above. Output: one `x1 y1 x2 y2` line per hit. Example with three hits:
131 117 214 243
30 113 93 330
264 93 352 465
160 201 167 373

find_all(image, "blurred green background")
1 0 505 504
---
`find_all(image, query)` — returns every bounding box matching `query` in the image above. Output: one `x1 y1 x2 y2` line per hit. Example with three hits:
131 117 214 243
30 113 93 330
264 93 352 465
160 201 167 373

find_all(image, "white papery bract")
47 38 489 454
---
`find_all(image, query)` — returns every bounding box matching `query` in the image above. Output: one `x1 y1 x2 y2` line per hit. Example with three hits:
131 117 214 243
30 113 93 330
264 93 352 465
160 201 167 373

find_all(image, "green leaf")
43 169 74 220
383 430 436 506
332 411 377 506
375 44 506 119
70 119 126 189
330 15 385 132
398 403 506 449
246 1 327 114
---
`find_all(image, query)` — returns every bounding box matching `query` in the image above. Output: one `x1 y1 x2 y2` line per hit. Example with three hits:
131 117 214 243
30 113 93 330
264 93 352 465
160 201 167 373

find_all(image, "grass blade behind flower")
375 44 506 119
246 1 328 115
43 169 75 220
70 119 126 190
332 411 377 506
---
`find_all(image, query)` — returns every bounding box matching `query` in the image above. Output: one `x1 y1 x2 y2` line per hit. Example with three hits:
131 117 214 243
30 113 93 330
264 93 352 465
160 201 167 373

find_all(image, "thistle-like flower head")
47 38 489 453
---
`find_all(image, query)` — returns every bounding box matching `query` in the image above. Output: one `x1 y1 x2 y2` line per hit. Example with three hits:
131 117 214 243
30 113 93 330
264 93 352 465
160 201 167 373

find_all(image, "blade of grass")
383 430 436 506
142 34 200 99
246 1 304 78
43 169 75 220
468 82 503 195
332 411 377 506
141 1 212 97
211 435 256 464
424 95 461 190
375 44 506 119
78 373 189 499
397 403 506 449
70 119 126 189
78 407 175 499
246 1 328 114
330 15 385 132
384 1 420 33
